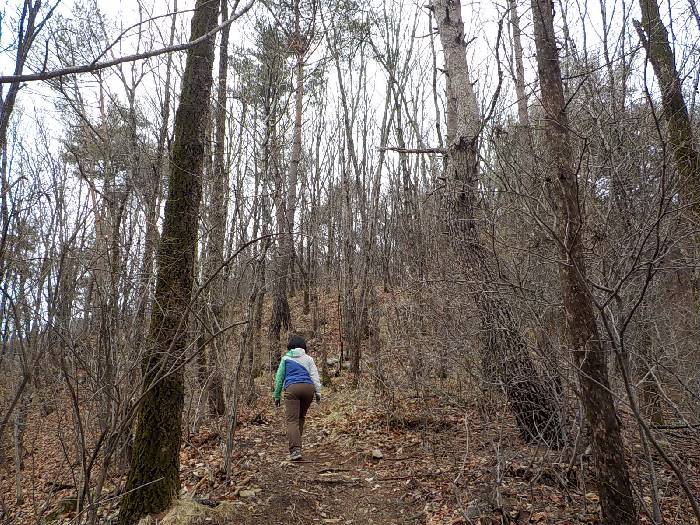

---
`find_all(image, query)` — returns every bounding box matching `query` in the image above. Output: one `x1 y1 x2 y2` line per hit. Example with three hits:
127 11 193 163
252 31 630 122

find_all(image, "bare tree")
0 0 57 282
530 0 636 521
433 0 564 447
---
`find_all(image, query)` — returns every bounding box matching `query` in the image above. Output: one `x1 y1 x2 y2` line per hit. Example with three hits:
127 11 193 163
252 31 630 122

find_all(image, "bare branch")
378 146 446 154
0 0 255 84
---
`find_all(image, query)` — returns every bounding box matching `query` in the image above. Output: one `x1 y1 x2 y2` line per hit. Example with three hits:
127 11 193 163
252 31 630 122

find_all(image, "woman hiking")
273 335 322 461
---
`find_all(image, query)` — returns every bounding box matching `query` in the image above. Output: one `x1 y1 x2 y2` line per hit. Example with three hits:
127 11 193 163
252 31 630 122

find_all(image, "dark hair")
287 335 307 350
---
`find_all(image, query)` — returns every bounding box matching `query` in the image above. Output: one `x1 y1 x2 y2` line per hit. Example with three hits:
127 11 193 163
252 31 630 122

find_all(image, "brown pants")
284 383 315 452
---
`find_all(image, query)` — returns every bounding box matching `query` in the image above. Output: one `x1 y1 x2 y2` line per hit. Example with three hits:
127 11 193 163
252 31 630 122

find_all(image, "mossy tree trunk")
117 1 218 523
530 0 636 521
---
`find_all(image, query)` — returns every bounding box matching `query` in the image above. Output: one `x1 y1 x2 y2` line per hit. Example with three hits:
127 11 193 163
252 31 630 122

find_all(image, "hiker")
273 335 322 461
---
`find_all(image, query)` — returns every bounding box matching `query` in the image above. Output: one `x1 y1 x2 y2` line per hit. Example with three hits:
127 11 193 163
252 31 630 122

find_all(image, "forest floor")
4 372 700 525
173 384 441 525
2 297 700 524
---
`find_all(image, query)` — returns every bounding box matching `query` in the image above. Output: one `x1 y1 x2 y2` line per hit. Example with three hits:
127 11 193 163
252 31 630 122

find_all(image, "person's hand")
315 393 321 404
274 398 281 408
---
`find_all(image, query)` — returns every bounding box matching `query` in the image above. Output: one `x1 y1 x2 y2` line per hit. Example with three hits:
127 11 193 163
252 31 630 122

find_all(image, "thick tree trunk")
434 0 564 447
204 0 231 416
117 1 218 523
530 0 636 522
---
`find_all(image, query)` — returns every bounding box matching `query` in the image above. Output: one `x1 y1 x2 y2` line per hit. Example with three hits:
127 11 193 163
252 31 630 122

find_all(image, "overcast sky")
1 0 698 164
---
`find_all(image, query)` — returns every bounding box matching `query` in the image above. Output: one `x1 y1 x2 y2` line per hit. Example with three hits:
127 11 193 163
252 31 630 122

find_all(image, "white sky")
1 0 698 165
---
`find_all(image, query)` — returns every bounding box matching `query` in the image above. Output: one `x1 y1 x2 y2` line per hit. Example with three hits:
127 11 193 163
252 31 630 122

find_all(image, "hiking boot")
289 448 302 461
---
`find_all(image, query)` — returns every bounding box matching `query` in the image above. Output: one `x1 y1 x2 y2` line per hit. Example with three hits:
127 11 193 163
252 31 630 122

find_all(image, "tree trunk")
117 0 218 522
204 0 231 417
508 0 529 130
530 0 637 521
508 0 534 186
0 1 43 155
268 173 292 368
269 16 306 366
635 0 700 221
0 1 45 279
434 0 564 447
634 0 700 320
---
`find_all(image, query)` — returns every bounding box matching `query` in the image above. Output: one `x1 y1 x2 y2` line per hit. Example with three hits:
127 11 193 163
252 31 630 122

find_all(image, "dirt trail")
11 376 698 525
3 379 443 525
213 389 426 525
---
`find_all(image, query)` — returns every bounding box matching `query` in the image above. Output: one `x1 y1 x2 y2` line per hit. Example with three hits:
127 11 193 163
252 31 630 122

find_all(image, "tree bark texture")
434 0 564 447
530 0 637 521
636 0 700 223
117 0 218 522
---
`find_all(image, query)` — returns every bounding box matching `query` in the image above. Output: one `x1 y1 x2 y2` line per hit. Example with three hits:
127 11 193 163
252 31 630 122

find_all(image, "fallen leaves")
585 492 600 503
4 363 700 525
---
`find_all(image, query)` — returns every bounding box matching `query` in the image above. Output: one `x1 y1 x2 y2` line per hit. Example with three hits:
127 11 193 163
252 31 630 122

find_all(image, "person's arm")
273 358 286 401
308 357 322 397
